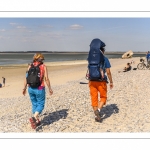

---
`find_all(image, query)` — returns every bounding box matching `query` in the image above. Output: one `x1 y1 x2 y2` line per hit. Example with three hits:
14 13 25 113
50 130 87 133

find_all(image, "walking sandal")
29 117 40 129
29 117 36 129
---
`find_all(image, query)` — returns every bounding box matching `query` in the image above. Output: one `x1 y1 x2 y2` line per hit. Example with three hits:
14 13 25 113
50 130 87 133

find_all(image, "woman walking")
22 53 53 129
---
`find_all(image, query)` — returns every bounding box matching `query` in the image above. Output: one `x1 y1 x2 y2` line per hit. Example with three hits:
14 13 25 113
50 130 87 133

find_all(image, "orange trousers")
89 81 107 107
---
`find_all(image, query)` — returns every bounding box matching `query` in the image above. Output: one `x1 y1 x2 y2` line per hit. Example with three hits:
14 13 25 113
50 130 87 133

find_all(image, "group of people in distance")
118 51 150 73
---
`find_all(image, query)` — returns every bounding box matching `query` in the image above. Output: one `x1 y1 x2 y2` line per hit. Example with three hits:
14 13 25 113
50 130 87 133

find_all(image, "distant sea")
0 52 146 66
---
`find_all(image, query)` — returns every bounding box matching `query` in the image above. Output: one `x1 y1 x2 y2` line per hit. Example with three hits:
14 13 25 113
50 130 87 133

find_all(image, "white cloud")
38 32 63 38
17 26 26 29
69 24 83 30
0 29 5 32
41 25 53 28
9 22 18 26
27 30 33 33
49 33 62 38
0 36 10 40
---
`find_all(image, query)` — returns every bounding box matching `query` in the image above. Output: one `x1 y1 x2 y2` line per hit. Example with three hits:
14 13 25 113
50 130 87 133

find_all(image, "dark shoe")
36 119 41 126
94 110 101 122
95 117 100 122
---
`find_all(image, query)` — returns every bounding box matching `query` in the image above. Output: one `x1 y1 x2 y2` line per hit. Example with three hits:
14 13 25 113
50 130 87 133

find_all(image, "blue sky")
0 18 150 52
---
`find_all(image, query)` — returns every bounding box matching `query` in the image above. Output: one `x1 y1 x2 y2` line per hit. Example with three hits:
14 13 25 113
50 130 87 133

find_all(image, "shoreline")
0 60 88 70
0 56 144 68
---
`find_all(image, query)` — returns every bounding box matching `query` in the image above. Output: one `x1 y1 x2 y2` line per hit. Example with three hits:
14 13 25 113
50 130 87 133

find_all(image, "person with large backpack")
87 38 113 122
22 53 53 129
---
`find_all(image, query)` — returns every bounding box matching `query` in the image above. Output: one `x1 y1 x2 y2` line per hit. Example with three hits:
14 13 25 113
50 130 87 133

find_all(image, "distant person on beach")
131 60 135 64
146 51 150 65
123 63 132 72
0 83 2 88
130 60 137 70
118 63 131 73
2 77 5 87
88 47 113 122
146 51 149 56
22 53 53 129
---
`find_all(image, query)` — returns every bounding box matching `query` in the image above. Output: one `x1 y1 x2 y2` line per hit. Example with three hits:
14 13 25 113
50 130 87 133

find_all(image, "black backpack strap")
31 63 34 67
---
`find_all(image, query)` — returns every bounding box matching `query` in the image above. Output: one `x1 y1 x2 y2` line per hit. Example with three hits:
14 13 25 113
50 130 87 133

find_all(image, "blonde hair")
33 53 44 62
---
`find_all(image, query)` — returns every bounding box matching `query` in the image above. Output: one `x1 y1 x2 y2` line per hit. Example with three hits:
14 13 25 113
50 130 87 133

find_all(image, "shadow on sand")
36 104 119 131
100 104 119 122
36 109 68 131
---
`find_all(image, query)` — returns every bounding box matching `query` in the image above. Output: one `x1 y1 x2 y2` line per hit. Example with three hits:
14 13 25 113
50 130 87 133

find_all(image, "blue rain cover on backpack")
87 38 106 81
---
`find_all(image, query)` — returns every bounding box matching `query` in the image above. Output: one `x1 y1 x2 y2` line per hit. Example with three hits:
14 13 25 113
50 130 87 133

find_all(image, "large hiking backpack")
87 38 106 81
26 63 42 88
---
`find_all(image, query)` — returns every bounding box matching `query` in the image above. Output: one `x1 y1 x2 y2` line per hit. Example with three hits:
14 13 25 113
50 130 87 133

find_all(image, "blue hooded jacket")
146 53 150 61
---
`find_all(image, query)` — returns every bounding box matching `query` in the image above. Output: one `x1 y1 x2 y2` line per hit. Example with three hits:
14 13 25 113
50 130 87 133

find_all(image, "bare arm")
106 68 113 89
44 66 53 95
22 78 27 96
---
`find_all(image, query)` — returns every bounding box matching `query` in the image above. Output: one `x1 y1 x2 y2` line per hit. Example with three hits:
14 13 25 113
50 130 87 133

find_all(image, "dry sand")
1 57 150 133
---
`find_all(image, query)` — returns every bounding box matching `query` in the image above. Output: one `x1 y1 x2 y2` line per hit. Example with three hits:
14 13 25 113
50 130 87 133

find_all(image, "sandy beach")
0 56 150 133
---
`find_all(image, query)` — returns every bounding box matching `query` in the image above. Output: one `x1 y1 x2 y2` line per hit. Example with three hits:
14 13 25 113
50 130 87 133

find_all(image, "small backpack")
87 38 106 81
26 63 43 88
